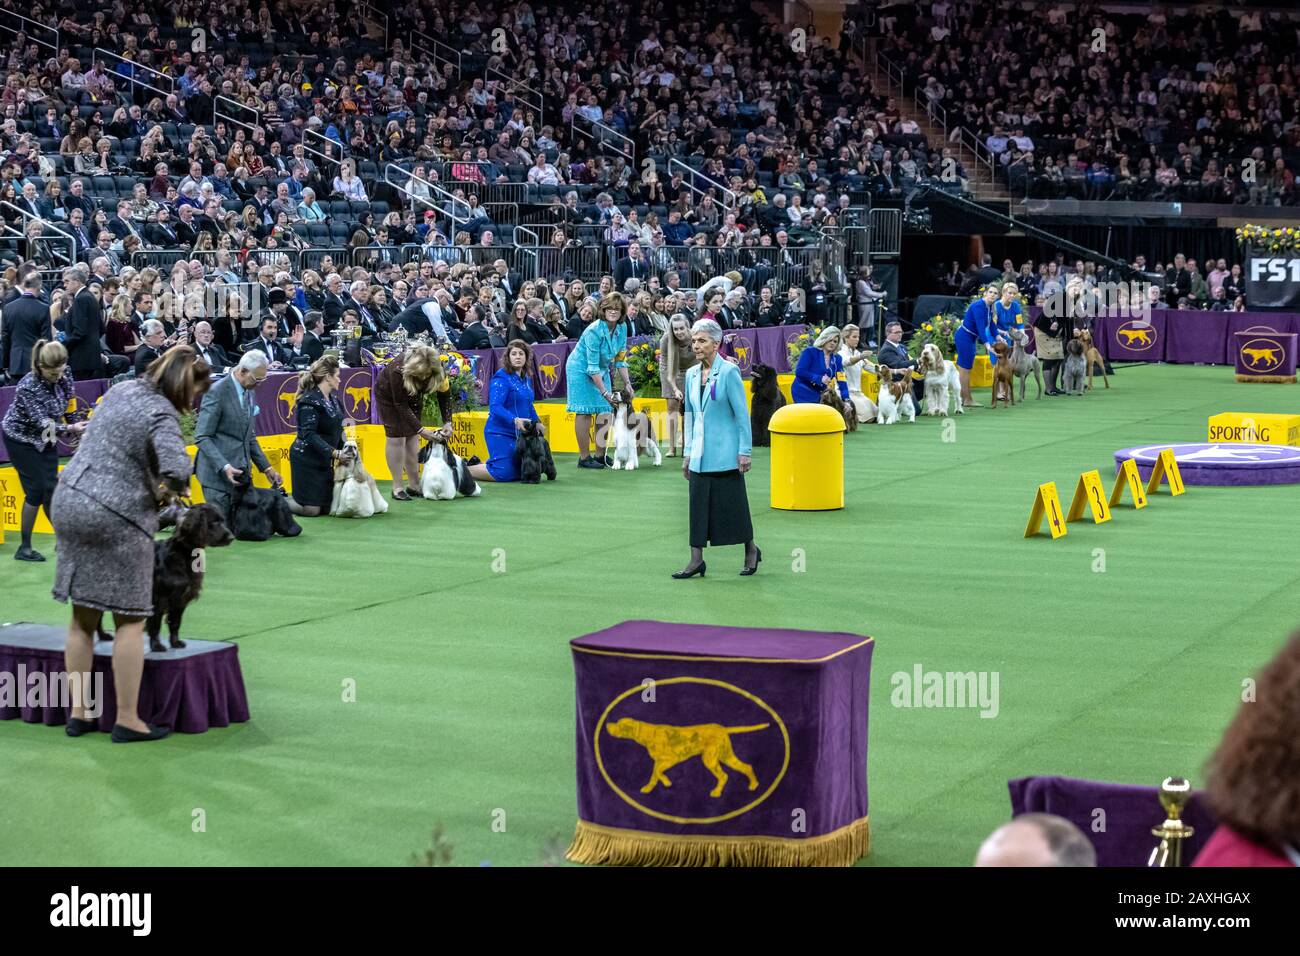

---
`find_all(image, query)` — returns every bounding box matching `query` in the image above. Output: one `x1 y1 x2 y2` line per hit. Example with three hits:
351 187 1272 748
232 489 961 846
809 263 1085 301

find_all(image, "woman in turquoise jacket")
565 292 632 468
676 318 761 579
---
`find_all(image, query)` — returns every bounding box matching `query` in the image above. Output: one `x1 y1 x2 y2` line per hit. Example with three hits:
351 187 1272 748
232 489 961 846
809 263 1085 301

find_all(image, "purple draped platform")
0 622 250 734
568 619 873 866
1009 775 1217 867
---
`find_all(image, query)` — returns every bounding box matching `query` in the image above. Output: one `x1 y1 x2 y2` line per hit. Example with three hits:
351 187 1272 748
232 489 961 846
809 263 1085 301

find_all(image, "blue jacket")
792 346 849 404
961 299 1001 348
684 357 751 473
486 368 539 439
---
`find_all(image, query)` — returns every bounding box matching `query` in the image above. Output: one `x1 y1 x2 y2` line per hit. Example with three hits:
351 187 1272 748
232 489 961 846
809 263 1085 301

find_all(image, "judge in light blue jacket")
676 318 761 579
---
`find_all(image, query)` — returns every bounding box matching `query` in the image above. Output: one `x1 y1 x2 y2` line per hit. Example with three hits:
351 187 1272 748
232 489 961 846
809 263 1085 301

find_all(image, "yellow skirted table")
567 620 874 867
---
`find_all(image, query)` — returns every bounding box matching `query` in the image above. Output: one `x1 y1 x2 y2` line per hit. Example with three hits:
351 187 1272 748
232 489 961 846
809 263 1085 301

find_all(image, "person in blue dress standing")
565 292 632 469
955 285 1006 407
675 318 760 579
995 282 1025 336
470 339 543 483
791 326 850 404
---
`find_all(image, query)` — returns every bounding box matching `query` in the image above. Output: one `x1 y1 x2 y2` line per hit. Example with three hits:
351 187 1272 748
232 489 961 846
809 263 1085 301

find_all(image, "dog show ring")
1114 443 1300 486
567 620 873 867
768 404 846 511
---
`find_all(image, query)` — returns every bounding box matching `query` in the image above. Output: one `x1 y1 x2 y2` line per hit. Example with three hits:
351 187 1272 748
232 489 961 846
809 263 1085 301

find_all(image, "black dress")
688 369 754 550
290 388 345 509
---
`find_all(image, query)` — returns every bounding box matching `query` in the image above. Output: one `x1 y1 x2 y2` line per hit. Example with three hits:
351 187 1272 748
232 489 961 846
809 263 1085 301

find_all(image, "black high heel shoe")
671 562 706 579
740 547 763 576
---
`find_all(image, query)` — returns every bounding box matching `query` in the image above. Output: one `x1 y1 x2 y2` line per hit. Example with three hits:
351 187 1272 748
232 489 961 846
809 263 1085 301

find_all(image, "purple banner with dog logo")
568 620 872 867
1234 330 1299 381
1096 312 1167 361
0 378 110 463
528 341 575 400
253 367 375 436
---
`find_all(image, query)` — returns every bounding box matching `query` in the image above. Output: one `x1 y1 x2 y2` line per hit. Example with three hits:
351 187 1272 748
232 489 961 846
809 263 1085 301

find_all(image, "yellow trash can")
769 403 846 511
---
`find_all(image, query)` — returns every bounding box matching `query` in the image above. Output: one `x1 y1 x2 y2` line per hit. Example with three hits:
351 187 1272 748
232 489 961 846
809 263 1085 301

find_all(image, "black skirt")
688 469 754 549
6 438 58 503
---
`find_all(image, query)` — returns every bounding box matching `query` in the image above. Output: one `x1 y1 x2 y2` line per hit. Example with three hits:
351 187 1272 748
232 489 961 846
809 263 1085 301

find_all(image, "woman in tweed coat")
52 347 211 743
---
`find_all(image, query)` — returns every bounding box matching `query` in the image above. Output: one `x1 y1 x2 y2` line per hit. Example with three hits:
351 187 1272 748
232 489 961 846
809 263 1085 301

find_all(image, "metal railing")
668 158 738 210
571 113 634 166
875 49 996 191
92 47 174 102
354 0 390 45
303 127 346 172
0 200 77 267
484 63 544 127
213 94 262 142
869 208 902 255
0 10 58 55
384 162 470 233
411 29 461 79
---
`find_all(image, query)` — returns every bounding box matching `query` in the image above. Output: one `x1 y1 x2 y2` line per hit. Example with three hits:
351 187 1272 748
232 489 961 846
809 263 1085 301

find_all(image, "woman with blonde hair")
286 355 352 516
374 343 453 500
104 292 141 360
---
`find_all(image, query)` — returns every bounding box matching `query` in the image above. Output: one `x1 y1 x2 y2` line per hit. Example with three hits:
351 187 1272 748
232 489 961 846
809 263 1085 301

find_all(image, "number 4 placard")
1025 481 1067 539
1066 470 1112 524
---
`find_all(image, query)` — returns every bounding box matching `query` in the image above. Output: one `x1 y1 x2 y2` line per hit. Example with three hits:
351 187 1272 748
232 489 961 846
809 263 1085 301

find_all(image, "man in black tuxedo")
261 288 303 338
134 319 168 375
145 206 180 247
174 205 200 249
61 268 104 380
613 240 651 291
301 312 327 363
242 317 287 368
191 321 234 371
492 258 523 300
0 273 51 383
457 305 506 350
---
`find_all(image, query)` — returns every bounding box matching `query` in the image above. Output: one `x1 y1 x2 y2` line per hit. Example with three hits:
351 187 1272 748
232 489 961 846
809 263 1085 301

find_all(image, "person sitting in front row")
792 326 849 404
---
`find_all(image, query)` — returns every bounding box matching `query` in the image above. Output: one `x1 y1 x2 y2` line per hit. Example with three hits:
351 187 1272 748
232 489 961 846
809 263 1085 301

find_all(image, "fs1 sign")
1247 254 1300 308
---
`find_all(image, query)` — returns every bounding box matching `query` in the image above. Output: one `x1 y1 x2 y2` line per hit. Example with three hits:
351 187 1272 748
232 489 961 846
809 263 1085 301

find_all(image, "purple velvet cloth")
0 623 250 734
571 620 872 839
1234 331 1298 378
1009 775 1216 867
527 341 575 400
252 367 375 435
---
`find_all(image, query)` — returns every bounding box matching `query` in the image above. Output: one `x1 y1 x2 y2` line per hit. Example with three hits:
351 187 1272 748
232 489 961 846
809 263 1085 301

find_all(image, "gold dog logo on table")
1239 337 1285 373
594 677 790 824
1114 319 1157 352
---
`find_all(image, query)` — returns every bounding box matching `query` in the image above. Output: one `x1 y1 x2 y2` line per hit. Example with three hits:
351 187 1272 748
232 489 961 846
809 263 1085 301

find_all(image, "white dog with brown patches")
917 344 964 417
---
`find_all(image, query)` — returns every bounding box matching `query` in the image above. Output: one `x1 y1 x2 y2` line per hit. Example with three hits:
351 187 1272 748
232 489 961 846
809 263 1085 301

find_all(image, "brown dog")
1079 329 1109 390
990 341 1016 409
820 384 859 431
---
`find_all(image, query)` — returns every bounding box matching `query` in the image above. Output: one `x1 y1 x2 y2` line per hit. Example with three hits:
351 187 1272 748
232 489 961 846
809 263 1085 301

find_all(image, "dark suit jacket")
457 322 503 350
64 288 104 375
146 221 180 247
876 340 915 377
302 331 325 363
134 342 162 376
174 220 199 248
1 293 52 379
242 337 287 365
613 255 650 291
193 342 234 372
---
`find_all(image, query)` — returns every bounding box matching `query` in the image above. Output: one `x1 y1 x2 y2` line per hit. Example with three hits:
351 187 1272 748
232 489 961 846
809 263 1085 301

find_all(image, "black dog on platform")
230 479 302 541
515 419 557 484
750 363 786 447
98 504 234 653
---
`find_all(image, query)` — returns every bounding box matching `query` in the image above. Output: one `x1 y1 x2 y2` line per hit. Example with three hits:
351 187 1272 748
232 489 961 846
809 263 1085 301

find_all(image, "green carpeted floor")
3 363 1299 867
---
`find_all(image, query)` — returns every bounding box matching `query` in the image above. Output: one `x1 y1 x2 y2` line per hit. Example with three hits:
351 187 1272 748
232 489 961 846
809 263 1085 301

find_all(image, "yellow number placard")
1025 481 1067 539
1067 470 1112 524
1110 458 1148 509
1145 448 1185 496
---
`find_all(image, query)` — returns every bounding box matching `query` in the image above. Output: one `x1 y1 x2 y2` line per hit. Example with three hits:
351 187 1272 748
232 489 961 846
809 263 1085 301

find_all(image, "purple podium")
1233 329 1298 383
567 620 873 867
0 622 250 734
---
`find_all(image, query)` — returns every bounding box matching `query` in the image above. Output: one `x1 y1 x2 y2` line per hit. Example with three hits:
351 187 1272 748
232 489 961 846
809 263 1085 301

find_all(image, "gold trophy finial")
1148 777 1195 867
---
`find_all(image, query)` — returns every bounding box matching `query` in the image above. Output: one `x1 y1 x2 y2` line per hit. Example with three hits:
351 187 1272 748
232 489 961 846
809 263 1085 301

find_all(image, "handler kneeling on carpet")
675 318 760 579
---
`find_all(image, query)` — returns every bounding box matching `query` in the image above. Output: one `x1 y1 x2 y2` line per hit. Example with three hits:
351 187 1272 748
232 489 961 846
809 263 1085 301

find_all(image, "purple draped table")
252 367 376 435
1009 775 1217 867
567 619 873 867
0 622 250 734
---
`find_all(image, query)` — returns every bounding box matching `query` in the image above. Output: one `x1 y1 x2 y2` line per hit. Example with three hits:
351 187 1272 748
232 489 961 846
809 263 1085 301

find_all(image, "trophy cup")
1148 777 1195 867
391 325 409 354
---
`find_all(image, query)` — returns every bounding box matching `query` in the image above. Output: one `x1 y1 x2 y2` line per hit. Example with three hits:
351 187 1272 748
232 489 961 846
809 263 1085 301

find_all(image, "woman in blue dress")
955 285 1005 407
470 340 543 483
792 326 850 404
995 282 1025 336
565 292 632 469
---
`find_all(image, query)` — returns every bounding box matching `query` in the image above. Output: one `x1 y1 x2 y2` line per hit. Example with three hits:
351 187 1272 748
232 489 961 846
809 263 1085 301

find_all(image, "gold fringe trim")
565 816 870 867
1235 375 1296 383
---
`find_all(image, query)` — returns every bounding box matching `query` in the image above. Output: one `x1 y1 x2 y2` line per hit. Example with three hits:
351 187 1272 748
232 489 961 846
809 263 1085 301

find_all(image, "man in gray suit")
193 350 282 519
